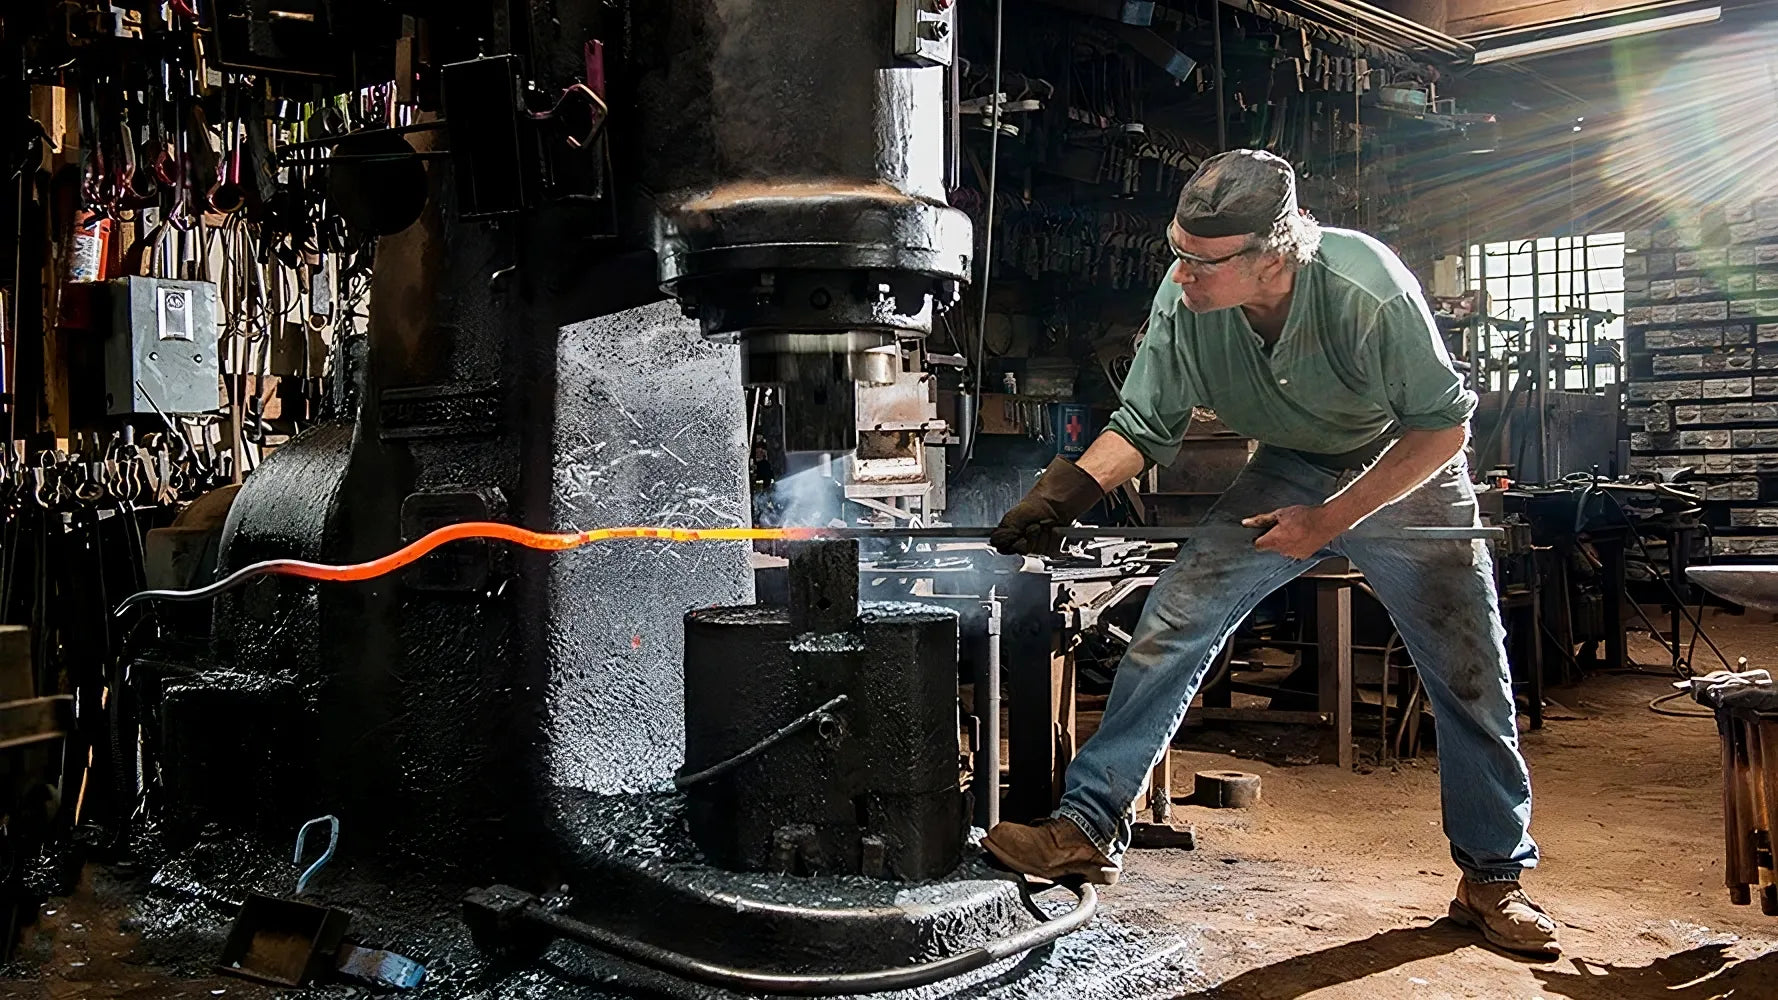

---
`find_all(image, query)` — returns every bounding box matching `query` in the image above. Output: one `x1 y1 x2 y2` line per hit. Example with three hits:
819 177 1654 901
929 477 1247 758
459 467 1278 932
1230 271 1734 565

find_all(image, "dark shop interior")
5 2 1778 998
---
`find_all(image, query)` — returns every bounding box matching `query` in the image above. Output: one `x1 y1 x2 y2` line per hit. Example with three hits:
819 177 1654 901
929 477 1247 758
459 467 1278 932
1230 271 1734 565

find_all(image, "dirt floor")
1114 611 1778 999
5 613 1778 999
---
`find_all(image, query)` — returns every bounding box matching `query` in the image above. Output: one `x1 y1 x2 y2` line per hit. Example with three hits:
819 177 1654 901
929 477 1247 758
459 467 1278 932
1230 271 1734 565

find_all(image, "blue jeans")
1057 446 1538 883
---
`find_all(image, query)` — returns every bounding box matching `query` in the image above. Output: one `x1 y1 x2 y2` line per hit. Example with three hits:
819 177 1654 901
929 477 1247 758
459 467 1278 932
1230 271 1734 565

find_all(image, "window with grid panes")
1465 234 1626 390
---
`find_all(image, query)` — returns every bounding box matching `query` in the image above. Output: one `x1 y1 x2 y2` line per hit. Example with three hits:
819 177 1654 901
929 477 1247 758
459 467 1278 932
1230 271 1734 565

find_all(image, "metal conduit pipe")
1273 1 1412 52
1309 0 1467 49
1215 0 1423 67
1236 0 1473 61
1303 0 1475 58
1213 4 1227 151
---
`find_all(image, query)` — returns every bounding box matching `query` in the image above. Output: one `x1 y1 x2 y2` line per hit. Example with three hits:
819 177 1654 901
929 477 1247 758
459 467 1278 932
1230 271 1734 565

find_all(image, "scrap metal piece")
1193 770 1262 809
335 945 427 989
1129 822 1197 849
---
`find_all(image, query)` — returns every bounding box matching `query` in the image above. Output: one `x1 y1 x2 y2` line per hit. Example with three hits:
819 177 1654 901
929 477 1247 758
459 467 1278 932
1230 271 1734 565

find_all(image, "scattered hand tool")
217 815 427 989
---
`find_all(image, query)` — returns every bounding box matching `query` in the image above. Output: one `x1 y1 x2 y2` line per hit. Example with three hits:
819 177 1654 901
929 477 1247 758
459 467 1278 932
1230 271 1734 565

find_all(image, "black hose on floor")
1648 688 1714 719
529 880 1097 996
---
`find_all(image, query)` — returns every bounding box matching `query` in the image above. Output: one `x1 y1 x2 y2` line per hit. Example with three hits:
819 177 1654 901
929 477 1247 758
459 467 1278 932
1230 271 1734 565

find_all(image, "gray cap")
1174 149 1298 239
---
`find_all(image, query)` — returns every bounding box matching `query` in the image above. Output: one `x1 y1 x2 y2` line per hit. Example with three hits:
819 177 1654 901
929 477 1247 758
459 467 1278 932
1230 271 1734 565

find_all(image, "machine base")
532 790 1035 978
115 790 1198 999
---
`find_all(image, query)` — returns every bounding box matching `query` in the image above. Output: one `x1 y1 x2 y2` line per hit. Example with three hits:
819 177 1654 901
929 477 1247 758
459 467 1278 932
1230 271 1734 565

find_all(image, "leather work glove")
990 457 1105 556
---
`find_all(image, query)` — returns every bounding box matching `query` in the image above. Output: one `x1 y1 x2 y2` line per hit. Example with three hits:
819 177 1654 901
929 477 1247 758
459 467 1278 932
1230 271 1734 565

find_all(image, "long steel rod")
114 522 1504 617
978 596 1002 830
1213 4 1226 151
806 525 1503 541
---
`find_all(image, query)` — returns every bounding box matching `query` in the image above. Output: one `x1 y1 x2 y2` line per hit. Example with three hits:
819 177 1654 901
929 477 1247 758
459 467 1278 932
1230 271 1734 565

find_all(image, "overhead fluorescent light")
1470 5 1721 65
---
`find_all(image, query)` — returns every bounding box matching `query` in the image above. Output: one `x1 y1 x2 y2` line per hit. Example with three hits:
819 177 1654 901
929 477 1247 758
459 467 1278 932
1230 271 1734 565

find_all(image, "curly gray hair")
1249 210 1323 269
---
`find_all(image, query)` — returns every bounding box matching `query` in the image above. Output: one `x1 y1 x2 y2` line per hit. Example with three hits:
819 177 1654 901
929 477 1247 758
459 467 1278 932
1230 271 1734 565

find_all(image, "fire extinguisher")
58 211 113 331
66 210 112 283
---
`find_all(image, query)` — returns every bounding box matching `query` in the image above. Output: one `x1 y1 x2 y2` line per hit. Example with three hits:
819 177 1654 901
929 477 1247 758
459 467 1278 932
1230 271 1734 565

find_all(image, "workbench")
1192 560 1367 769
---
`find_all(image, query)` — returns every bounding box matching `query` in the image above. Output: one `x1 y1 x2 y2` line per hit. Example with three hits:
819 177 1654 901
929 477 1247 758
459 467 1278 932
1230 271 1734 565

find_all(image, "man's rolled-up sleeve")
1367 293 1478 431
1104 297 1196 468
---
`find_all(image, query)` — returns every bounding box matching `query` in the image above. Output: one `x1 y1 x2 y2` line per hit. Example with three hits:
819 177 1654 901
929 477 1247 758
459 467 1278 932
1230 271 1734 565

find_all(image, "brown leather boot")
1447 879 1562 957
981 818 1120 885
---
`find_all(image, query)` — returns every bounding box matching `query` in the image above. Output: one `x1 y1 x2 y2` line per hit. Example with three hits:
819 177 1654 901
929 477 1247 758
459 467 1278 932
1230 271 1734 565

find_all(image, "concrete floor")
5 614 1777 999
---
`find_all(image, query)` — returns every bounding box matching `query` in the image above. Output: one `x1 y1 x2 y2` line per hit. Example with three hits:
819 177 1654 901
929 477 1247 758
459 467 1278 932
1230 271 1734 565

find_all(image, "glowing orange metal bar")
115 521 840 614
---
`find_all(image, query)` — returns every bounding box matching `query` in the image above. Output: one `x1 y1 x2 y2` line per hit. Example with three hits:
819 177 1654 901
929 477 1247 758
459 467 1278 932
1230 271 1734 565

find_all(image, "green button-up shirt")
1104 228 1477 467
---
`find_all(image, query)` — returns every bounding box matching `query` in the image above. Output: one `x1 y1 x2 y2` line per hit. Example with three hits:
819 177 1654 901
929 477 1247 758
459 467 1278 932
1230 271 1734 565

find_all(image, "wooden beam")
0 695 73 751
1449 0 1676 38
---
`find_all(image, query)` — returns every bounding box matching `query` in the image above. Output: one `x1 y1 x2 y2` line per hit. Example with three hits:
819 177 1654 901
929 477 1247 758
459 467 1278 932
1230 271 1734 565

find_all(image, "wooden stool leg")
1730 717 1761 905
1759 719 1778 915
1316 580 1353 770
1724 716 1752 906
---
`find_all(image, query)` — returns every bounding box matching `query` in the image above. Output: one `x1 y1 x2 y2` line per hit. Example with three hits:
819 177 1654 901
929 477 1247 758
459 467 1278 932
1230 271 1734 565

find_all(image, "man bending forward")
983 149 1558 958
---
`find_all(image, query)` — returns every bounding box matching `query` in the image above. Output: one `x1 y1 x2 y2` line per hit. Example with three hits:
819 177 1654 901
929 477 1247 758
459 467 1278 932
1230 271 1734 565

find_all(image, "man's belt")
1278 434 1399 473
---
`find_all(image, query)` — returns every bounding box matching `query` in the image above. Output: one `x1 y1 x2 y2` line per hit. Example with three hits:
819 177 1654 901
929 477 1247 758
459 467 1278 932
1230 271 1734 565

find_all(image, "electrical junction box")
107 277 221 416
895 0 956 66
